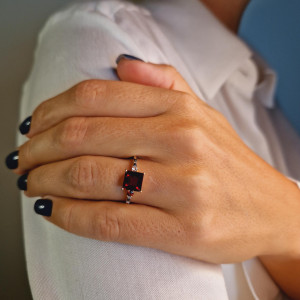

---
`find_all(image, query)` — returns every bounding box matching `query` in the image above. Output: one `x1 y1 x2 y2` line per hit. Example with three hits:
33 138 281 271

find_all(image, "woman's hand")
13 56 300 264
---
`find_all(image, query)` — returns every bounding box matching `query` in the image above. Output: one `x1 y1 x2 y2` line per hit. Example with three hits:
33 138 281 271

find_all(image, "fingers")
25 156 178 208
17 116 164 172
38 196 184 255
27 80 186 138
116 58 197 96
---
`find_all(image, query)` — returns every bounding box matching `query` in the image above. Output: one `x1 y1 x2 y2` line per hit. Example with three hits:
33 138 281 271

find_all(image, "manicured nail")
17 173 28 191
116 54 144 64
34 199 52 217
5 150 19 169
19 116 32 135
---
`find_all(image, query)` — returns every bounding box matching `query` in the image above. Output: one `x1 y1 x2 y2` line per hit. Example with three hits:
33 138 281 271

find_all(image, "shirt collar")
252 55 277 109
142 0 253 100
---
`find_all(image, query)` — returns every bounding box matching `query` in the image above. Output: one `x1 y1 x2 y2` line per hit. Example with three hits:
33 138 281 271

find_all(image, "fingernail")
116 54 144 64
17 173 28 191
5 150 19 169
19 116 32 135
34 199 52 217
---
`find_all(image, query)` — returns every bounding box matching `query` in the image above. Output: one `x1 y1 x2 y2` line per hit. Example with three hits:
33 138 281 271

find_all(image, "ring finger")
23 156 183 209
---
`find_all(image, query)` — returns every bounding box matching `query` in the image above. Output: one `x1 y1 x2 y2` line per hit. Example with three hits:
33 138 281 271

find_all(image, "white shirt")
18 0 300 299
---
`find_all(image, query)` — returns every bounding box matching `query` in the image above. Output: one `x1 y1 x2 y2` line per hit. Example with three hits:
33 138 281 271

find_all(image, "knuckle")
73 79 106 108
25 166 48 197
180 179 221 250
56 117 88 152
183 210 214 248
181 213 203 243
68 157 100 194
180 170 204 205
19 140 34 170
186 131 204 159
171 92 200 118
197 218 221 251
179 92 194 106
92 207 121 241
64 203 76 233
180 92 201 114
162 64 180 77
161 65 182 90
166 120 203 159
34 99 52 125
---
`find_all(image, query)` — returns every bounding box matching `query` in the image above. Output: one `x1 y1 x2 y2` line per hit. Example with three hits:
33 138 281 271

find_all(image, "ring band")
122 156 144 204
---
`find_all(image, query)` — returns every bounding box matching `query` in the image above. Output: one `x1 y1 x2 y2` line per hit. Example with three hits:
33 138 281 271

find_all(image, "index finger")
24 79 188 138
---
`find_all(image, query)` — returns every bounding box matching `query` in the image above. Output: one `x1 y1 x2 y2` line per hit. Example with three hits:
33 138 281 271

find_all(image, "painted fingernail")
5 150 19 169
19 116 32 135
116 54 144 64
17 173 28 191
34 199 52 217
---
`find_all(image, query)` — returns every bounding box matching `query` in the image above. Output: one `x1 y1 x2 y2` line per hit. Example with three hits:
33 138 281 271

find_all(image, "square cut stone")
123 170 144 192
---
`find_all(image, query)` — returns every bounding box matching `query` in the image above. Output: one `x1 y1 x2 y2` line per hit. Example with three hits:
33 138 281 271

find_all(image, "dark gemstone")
5 150 19 169
122 170 144 192
17 173 28 190
19 116 32 135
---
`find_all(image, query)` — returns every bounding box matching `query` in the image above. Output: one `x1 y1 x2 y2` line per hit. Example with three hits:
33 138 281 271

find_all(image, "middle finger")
17 116 168 173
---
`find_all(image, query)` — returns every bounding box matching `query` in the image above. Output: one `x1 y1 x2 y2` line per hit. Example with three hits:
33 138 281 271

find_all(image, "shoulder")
20 0 182 124
37 0 167 63
40 0 151 34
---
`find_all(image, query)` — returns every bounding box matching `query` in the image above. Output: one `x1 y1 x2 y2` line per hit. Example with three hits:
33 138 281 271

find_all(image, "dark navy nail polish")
17 173 28 191
5 150 19 169
116 54 144 64
34 199 52 217
19 116 32 135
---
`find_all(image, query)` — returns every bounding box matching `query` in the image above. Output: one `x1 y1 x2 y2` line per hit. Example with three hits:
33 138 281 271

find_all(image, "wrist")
258 254 300 299
271 177 300 258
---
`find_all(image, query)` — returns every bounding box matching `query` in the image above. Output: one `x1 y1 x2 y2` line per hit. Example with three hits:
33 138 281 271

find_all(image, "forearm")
259 255 300 300
259 180 300 300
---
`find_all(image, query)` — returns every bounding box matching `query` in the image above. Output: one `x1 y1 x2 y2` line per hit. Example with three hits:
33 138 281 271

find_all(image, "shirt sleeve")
18 2 229 299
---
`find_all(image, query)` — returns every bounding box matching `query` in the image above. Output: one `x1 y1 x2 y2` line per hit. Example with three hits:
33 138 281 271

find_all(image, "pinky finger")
34 196 184 254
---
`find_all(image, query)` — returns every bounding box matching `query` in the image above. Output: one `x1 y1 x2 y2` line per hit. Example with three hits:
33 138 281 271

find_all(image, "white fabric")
18 0 300 299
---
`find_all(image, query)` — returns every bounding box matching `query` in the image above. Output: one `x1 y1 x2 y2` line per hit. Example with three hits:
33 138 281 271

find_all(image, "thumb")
116 54 196 96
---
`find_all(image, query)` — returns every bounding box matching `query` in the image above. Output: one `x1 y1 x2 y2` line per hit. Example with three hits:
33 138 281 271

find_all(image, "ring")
122 156 144 204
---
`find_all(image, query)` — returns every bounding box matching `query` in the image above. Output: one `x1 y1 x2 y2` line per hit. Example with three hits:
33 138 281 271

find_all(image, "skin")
201 0 250 32
10 1 300 299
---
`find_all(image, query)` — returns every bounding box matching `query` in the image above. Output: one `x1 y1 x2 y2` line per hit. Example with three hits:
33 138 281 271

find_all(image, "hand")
13 56 300 264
